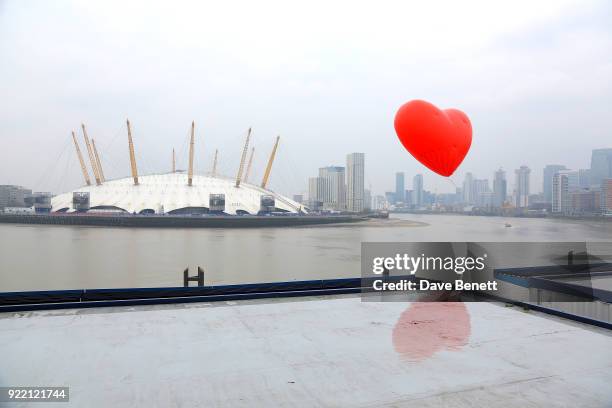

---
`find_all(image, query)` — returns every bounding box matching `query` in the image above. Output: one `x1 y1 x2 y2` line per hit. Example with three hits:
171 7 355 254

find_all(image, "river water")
0 214 610 291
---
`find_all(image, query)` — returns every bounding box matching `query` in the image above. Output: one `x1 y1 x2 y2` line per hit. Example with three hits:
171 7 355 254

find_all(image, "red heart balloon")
394 100 472 177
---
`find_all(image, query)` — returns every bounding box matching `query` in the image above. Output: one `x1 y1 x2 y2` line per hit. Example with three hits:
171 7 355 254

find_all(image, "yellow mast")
188 121 195 186
72 131 91 186
211 149 218 177
91 139 105 182
172 148 176 173
244 147 255 183
235 128 251 187
261 136 280 189
126 119 139 185
81 123 101 185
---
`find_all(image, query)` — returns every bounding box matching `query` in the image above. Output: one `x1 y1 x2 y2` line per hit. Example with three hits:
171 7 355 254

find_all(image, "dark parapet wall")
0 213 368 228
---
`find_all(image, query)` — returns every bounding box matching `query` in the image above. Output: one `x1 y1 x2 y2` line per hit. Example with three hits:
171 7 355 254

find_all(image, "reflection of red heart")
393 302 471 361
394 100 472 177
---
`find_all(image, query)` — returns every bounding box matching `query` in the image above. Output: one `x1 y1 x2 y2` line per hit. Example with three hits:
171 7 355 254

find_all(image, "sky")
0 0 611 198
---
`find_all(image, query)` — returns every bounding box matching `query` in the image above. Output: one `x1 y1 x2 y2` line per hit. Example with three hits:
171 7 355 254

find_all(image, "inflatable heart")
394 100 472 177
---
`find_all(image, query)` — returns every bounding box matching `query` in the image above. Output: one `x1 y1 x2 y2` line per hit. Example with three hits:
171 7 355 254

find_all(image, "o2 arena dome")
51 121 305 216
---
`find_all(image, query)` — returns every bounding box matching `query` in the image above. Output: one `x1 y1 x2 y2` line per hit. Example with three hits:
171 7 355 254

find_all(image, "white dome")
51 173 305 215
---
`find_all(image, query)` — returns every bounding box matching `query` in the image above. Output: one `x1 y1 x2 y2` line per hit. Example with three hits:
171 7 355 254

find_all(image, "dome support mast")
244 147 255 183
72 131 91 186
188 121 195 186
92 139 105 182
211 149 218 177
261 136 280 189
235 128 251 187
81 123 102 186
172 148 176 173
126 119 139 185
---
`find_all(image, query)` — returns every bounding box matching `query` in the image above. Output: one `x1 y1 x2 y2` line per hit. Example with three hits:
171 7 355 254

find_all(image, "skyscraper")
413 174 423 208
318 166 346 210
515 165 531 208
590 148 612 187
493 168 507 208
473 179 490 207
364 189 372 211
463 172 474 204
552 171 571 214
578 169 591 189
395 172 405 205
543 165 566 203
308 177 325 210
346 153 365 212
601 179 612 215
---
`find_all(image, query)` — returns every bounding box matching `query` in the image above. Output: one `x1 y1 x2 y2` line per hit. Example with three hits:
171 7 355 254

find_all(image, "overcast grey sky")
0 0 610 197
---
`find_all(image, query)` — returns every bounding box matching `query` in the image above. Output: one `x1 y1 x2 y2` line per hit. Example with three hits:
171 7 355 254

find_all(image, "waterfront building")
405 190 413 207
384 192 396 205
515 166 531 208
473 179 490 207
578 169 591 189
590 148 612 187
318 166 346 211
373 195 387 210
543 165 566 203
463 172 474 204
552 171 571 214
570 189 601 215
346 153 365 212
601 179 612 215
364 189 372 211
0 185 32 209
395 172 405 205
493 169 507 208
413 174 423 208
308 177 325 210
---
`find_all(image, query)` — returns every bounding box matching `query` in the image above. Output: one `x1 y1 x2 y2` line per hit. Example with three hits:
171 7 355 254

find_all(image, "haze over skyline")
1 0 610 197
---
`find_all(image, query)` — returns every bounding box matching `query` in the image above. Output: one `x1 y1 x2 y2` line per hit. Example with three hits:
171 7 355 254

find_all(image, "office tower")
0 185 32 209
463 172 474 204
292 194 303 204
515 166 531 208
364 189 372 211
413 174 423 208
601 179 612 215
385 192 396 206
346 153 365 212
543 165 566 203
570 190 600 214
578 169 591 189
308 177 325 210
552 171 571 214
395 172 405 205
590 148 612 187
473 179 490 207
373 195 387 210
493 169 507 208
405 190 413 207
318 166 346 211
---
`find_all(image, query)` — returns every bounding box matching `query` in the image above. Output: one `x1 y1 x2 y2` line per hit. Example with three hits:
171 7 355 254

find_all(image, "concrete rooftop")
0 295 611 407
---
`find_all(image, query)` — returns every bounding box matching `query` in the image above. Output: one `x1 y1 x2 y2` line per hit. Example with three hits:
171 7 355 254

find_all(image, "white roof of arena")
51 173 304 215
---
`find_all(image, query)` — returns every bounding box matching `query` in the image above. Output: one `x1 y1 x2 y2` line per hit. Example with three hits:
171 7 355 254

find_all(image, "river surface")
0 214 611 291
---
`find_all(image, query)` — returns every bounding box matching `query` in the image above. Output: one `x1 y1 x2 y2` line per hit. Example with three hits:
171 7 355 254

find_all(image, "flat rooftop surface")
1 295 611 407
